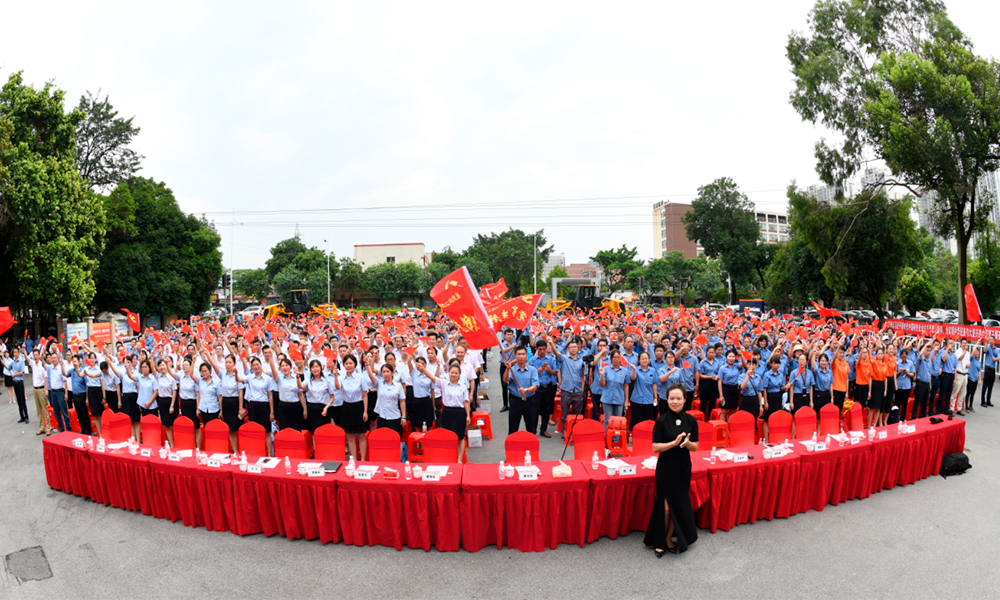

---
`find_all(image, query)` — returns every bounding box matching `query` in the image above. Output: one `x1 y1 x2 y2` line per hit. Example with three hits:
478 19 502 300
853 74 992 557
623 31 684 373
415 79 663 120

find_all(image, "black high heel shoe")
665 546 678 554
654 549 665 558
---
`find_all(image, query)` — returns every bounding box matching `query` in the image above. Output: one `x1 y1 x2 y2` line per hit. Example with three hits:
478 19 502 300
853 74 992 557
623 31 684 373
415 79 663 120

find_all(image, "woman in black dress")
644 383 699 557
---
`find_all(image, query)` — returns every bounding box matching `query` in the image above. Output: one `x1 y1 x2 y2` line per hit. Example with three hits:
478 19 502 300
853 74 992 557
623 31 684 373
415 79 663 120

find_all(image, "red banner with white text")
882 319 1000 340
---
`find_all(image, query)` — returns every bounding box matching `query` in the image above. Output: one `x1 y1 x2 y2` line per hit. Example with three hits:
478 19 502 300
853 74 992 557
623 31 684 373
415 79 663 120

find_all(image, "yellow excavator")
263 289 339 319
543 282 628 313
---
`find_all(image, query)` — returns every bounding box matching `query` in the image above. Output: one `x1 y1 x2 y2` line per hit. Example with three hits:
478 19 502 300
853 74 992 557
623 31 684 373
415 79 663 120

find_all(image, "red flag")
965 283 982 322
322 348 336 361
0 307 15 336
694 334 709 346
479 278 508 302
485 294 543 330
430 267 498 350
288 344 303 361
122 308 140 332
810 300 841 319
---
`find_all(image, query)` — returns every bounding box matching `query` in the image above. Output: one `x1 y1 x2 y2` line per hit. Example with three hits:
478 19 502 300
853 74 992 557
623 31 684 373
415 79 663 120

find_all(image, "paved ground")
2 351 998 599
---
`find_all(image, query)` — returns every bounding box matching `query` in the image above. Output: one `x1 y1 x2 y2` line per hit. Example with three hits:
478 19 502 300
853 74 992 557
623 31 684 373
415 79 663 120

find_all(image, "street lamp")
323 239 330 304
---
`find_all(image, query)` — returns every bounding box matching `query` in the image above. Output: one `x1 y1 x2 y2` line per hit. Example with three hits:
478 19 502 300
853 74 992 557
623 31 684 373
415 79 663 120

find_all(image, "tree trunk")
728 278 737 305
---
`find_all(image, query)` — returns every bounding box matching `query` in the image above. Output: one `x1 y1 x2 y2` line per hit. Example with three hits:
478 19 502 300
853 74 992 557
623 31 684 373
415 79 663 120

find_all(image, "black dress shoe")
665 546 678 554
655 549 665 558
499 406 509 413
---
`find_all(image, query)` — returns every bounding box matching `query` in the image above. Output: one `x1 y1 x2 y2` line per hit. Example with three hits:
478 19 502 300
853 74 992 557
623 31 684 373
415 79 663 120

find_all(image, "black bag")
940 453 971 478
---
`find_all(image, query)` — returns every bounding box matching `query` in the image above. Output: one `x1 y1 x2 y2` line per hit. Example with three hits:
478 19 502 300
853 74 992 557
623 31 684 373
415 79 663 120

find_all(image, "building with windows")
565 262 602 280
756 211 790 243
651 200 702 259
353 243 430 268
541 253 566 278
806 180 858 204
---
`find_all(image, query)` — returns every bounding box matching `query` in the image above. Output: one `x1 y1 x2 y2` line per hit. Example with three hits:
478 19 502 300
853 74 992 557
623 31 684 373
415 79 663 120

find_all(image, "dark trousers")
913 380 930 419
981 367 995 405
894 388 910 421
500 363 509 408
535 384 555 433
72 392 92 435
590 393 602 421
833 390 846 411
928 376 940 415
684 390 695 412
937 372 955 415
12 380 28 421
966 380 978 409
508 394 537 435
49 389 70 432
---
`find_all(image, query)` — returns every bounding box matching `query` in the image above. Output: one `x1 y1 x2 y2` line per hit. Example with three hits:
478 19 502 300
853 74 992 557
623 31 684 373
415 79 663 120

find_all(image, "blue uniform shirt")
600 365 629 406
790 366 814 394
968 356 981 383
528 354 559 387
813 366 833 392
631 366 657 405
740 371 763 397
762 369 785 393
718 364 742 386
985 346 1000 370
508 364 539 399
915 354 933 383
941 349 957 374
896 358 914 390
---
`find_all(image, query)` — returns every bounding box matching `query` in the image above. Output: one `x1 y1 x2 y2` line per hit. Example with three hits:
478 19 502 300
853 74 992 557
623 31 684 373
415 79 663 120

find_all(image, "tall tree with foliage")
466 228 549 296
591 245 643 295
232 268 271 302
788 0 1000 322
0 72 106 317
265 237 308 281
789 187 921 319
93 177 222 317
75 90 143 191
763 237 833 310
898 268 937 313
682 177 762 299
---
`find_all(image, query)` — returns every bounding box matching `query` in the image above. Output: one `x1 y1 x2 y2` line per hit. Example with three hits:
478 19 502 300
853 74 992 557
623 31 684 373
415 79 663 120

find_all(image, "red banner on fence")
882 319 1000 340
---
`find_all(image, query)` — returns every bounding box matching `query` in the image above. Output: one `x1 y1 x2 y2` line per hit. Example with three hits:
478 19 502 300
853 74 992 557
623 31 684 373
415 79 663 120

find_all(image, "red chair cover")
794 406 817 440
819 404 840 436
571 420 606 460
367 428 401 462
631 420 654 457
274 428 308 459
237 421 267 457
505 431 540 463
101 409 116 433
314 424 346 461
768 410 793 444
172 416 196 449
422 428 459 463
203 419 231 453
140 414 162 446
107 412 132 442
728 411 756 447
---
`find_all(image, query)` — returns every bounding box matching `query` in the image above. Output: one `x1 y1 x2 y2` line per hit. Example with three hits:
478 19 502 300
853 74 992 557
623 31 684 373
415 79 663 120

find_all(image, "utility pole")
229 208 234 316
324 239 330 304
533 232 537 294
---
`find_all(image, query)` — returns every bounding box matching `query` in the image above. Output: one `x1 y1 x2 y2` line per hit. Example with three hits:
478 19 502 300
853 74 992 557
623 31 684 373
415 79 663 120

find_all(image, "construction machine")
544 279 628 313
263 290 339 320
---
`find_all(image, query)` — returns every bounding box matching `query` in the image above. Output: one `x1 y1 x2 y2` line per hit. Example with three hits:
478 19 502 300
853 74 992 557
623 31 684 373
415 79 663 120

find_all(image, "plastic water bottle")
240 451 248 472
868 426 876 442
284 456 291 475
811 432 817 445
86 437 95 452
592 451 599 470
422 423 427 433
405 461 412 480
524 451 531 468
499 461 506 480
164 440 170 452
346 455 355 477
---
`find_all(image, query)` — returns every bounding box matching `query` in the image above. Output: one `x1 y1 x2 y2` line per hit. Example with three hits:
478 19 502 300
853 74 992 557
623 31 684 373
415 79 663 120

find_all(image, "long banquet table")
41 416 965 552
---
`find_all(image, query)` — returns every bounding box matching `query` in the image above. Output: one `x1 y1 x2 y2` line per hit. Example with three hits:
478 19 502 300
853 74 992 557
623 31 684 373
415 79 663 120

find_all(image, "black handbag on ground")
940 453 971 478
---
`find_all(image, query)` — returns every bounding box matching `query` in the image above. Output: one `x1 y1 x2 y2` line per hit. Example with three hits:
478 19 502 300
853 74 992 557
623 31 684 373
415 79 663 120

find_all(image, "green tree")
395 261 423 294
74 90 143 191
272 266 305 302
787 0 1000 322
789 187 921 319
0 72 106 316
591 245 643 295
233 268 271 302
544 265 570 299
899 268 937 313
265 237 307 281
92 177 222 317
466 229 549 296
682 177 762 299
763 237 833 310
335 258 364 293
970 223 1000 316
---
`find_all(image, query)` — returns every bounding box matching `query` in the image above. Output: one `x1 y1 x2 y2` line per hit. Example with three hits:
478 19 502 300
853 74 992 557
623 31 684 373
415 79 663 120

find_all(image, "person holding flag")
504 346 538 435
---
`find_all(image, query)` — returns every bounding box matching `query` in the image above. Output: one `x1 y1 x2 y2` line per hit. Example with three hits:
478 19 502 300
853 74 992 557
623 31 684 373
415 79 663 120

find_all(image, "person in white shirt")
28 348 54 435
45 351 71 434
952 338 971 416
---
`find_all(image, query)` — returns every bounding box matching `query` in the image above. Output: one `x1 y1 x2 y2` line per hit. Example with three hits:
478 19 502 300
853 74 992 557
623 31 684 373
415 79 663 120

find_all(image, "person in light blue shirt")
696 346 720 418
894 349 914 420
405 355 436 431
717 350 743 419
738 358 764 417
599 351 632 430
761 355 786 420
787 354 814 412
588 340 608 422
657 352 684 416
675 341 697 410
811 352 833 413
935 340 957 415
528 340 559 438
196 360 222 440
981 338 999 407
505 346 539 434
553 339 586 432
630 352 658 429
913 341 935 419
966 348 982 412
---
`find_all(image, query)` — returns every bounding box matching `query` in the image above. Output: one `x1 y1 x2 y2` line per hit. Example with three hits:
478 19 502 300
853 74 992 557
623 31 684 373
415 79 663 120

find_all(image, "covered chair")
313 424 346 461
819 404 841 436
100 409 115 435
172 416 196 450
768 410 793 444
845 401 864 431
728 410 757 447
631 420 655 457
794 406 817 440
106 412 132 442
140 413 162 446
202 418 232 453
367 428 401 462
273 428 308 459
505 431 540 463
422 428 459 463
237 421 267 457
571 420 607 461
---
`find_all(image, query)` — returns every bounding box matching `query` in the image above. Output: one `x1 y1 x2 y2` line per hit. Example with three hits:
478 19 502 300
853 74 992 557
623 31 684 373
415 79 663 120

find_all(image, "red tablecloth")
42 432 93 500
586 456 709 543
231 458 341 541
461 460 591 552
794 435 873 515
868 425 928 493
695 446 802 532
915 417 967 478
148 452 238 533
338 462 462 551
88 447 155 515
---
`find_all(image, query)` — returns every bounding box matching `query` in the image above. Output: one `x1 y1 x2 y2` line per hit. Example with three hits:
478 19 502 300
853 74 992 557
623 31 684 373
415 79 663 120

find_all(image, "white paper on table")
829 433 848 443
355 465 379 474
423 465 449 477
209 453 230 461
641 457 658 469
298 462 323 469
177 449 193 458
514 465 540 475
799 440 816 451
107 442 129 450
256 457 280 469
849 430 864 438
599 458 630 469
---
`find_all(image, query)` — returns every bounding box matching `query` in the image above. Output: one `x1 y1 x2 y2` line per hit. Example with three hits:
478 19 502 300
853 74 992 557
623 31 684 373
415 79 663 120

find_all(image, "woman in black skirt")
299 358 338 440
423 362 472 458
402 353 437 432
204 351 245 453
644 383 699 557
330 354 369 460
716 349 743 421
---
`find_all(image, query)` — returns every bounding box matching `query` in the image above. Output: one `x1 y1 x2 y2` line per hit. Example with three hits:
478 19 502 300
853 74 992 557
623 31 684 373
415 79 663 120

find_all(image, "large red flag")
431 267 498 350
965 283 982 322
0 307 15 336
122 308 140 332
479 278 508 303
486 294 543 330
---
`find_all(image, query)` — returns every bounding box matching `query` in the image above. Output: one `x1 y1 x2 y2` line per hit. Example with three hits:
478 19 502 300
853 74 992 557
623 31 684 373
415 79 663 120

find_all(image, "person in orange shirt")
831 347 850 410
868 347 887 428
853 346 872 417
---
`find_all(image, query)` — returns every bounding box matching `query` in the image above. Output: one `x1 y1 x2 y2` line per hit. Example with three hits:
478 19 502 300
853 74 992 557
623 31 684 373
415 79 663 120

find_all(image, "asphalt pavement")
2 351 998 599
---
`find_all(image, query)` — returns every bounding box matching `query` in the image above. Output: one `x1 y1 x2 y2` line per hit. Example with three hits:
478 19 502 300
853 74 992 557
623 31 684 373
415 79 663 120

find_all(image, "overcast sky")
3 1 999 270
